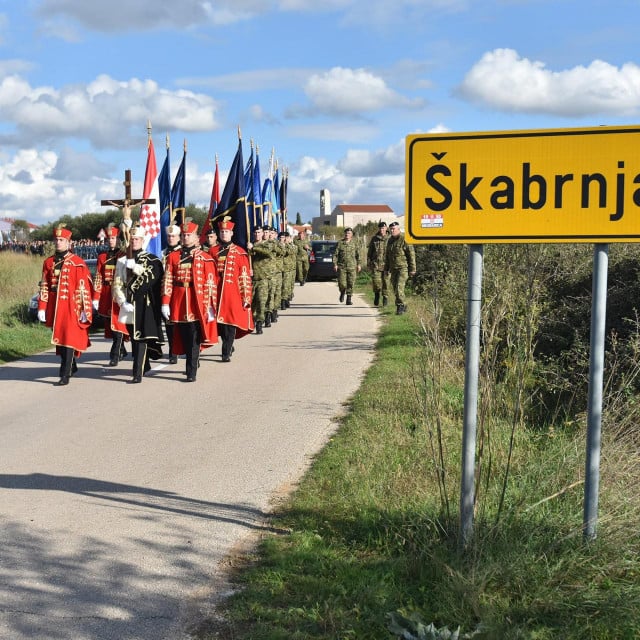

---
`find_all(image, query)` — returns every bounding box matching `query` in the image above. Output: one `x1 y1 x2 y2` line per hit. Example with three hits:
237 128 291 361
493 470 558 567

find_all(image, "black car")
307 240 338 280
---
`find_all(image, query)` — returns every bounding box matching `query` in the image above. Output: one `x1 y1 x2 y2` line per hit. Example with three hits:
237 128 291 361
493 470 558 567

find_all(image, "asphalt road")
0 281 379 640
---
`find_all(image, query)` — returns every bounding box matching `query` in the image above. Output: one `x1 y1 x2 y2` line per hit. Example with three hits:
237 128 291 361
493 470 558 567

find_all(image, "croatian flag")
139 136 162 258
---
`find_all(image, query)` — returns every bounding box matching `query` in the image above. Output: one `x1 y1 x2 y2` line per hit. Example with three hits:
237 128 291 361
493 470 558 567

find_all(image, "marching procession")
36 215 314 386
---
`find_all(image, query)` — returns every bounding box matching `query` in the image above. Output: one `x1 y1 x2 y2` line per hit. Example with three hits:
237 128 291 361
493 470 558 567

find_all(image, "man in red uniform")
37 225 94 386
208 216 253 362
161 219 219 382
162 221 182 364
93 223 129 366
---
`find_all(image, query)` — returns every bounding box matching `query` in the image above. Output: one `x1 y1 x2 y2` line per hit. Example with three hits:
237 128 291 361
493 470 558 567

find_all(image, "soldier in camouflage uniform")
248 226 273 334
293 230 311 286
367 221 389 307
384 221 416 315
268 227 285 324
332 227 361 305
281 232 297 308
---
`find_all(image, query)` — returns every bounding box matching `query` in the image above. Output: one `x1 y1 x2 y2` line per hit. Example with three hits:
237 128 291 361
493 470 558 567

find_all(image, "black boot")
382 296 388 307
346 294 353 305
264 312 272 328
271 309 278 323
374 292 380 306
281 300 287 310
255 321 263 334
339 291 345 303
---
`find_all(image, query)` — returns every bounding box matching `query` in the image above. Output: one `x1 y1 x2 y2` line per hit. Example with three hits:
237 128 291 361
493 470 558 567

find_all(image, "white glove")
132 263 144 276
92 299 99 311
122 302 134 313
80 311 88 323
207 306 216 321
37 309 46 323
126 259 136 270
161 304 171 320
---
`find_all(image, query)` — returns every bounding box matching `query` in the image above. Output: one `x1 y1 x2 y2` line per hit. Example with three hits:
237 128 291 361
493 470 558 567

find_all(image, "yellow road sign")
405 125 640 244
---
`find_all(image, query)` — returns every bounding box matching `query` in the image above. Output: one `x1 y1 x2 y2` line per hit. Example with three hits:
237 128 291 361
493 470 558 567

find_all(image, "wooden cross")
101 169 156 246
101 168 156 209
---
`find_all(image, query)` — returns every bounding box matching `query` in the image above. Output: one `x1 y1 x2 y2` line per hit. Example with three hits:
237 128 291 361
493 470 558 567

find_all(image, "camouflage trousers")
296 258 309 283
269 271 283 312
252 278 269 322
283 269 295 301
337 267 357 294
389 268 410 305
370 269 389 296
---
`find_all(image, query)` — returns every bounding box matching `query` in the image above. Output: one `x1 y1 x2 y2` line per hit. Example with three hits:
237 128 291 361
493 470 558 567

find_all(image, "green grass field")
206 291 639 640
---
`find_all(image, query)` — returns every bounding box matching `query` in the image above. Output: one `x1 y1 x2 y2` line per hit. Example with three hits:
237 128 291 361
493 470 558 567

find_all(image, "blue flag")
213 137 249 248
171 148 186 226
158 146 171 250
253 147 263 227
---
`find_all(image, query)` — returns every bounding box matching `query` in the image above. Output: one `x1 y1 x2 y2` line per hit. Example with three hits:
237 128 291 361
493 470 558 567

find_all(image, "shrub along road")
0 281 379 640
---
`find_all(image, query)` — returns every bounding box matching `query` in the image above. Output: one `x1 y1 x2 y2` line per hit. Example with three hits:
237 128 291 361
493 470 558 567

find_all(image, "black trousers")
218 323 236 359
177 322 202 378
126 325 150 379
109 330 126 361
58 346 75 378
164 320 175 356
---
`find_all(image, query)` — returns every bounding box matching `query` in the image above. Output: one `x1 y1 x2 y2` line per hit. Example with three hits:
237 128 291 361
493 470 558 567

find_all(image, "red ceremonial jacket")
209 242 254 337
38 251 93 353
93 249 128 336
161 247 219 352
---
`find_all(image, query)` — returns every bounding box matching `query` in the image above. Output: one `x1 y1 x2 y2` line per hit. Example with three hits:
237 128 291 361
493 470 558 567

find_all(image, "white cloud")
303 67 424 116
337 139 405 176
458 48 640 117
0 73 221 149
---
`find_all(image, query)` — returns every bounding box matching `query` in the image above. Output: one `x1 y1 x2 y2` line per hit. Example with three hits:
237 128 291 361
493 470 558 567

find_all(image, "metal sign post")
459 244 483 549
583 243 609 540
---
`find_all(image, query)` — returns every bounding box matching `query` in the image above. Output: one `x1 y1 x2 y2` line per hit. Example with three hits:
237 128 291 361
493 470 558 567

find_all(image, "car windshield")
312 242 336 258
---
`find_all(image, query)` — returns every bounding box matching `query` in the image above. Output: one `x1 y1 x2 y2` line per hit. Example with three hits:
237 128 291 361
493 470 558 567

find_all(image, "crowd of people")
36 214 416 385
336 220 416 315
36 215 314 385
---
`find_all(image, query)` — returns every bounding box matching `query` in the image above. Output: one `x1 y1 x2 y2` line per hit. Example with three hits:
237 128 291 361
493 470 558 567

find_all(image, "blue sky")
1 0 640 228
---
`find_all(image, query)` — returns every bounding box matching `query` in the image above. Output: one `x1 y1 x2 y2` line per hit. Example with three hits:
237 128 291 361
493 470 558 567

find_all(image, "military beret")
344 227 353 233
388 221 399 228
378 221 388 228
262 225 272 232
277 231 286 238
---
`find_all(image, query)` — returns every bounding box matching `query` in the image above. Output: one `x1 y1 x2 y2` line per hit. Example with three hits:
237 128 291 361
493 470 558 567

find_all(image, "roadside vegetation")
0 251 52 363
203 243 639 640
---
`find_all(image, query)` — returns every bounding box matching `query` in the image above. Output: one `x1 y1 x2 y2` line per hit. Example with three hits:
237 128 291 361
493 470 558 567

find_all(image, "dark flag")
171 143 186 226
253 146 263 227
158 138 171 250
280 168 288 228
212 135 249 248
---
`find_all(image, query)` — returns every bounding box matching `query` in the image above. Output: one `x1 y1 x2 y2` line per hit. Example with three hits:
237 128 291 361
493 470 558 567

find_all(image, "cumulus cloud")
337 139 405 177
303 67 424 116
0 148 105 221
458 48 640 117
0 73 220 149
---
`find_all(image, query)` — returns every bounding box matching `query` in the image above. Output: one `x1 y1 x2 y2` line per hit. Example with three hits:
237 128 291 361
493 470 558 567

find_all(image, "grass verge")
0 251 52 363
206 291 639 640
